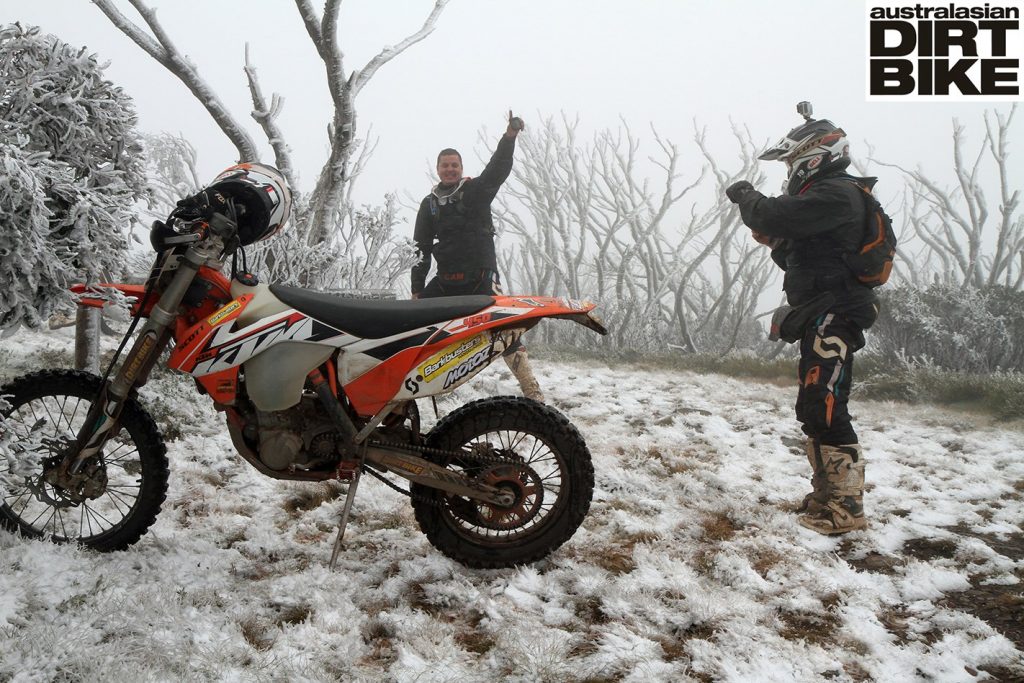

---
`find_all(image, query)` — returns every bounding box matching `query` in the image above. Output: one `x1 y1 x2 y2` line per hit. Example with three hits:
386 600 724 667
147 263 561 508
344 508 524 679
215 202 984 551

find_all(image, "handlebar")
152 190 239 258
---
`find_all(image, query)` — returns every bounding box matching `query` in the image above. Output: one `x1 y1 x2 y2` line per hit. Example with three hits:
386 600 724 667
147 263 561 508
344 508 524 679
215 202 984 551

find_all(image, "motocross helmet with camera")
759 103 850 196
204 163 292 246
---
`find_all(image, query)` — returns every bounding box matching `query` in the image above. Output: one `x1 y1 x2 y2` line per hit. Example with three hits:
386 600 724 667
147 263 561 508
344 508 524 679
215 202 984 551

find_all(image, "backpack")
844 180 897 287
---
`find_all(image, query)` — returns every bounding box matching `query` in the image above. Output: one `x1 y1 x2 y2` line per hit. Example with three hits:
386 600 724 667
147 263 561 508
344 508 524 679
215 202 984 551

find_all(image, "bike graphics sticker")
442 345 491 389
418 334 488 384
208 300 242 326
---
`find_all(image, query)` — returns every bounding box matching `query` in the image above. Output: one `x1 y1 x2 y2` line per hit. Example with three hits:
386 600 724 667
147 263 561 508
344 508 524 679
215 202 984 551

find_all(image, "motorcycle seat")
269 285 495 339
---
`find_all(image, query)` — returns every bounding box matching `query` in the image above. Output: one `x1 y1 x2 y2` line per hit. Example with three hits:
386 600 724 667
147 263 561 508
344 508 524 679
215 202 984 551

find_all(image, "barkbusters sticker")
208 300 242 326
866 0 1023 100
418 334 489 384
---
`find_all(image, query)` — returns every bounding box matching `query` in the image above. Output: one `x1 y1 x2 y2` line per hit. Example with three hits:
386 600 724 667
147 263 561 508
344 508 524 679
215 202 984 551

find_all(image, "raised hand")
506 109 525 137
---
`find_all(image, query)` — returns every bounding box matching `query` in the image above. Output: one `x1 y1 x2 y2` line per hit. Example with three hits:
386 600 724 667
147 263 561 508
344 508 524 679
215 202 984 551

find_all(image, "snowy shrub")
0 24 147 334
141 132 201 216
870 284 1024 372
0 145 72 329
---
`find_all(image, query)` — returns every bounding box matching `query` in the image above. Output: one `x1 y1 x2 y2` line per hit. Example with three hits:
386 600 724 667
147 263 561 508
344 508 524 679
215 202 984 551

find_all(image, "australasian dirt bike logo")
866 0 1023 100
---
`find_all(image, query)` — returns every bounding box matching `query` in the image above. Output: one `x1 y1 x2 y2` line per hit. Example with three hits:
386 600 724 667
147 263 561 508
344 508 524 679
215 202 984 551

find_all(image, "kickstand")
329 468 361 570
329 445 368 571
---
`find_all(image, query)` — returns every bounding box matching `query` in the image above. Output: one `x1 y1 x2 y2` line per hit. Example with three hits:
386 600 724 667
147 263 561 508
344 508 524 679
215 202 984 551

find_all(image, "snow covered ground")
1 327 1022 682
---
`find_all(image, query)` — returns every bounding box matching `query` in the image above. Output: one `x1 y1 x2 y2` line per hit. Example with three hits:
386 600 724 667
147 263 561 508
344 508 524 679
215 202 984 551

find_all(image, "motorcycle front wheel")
0 370 169 551
411 396 594 568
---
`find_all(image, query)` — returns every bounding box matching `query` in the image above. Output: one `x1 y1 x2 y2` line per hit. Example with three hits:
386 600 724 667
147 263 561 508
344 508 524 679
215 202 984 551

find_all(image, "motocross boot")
798 444 867 535
796 438 829 515
504 347 545 403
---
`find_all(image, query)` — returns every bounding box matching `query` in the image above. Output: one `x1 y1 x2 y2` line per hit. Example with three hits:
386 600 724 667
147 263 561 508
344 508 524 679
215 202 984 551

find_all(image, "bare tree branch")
92 0 261 161
243 44 294 188
297 0 450 247
870 106 1021 289
350 1 450 98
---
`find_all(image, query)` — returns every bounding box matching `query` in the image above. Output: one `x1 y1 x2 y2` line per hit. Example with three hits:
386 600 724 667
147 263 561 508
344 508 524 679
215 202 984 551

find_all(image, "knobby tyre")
411 396 594 568
0 370 169 551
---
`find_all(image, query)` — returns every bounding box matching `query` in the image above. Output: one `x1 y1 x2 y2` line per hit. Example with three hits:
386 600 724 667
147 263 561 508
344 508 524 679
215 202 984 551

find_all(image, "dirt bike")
0 200 606 569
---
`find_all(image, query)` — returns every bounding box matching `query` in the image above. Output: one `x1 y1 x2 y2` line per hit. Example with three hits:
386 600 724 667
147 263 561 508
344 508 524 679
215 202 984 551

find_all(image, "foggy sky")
7 0 1021 218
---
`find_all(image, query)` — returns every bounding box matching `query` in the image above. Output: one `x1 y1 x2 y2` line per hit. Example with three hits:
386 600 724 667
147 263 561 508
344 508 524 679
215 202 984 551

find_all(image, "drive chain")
362 438 524 509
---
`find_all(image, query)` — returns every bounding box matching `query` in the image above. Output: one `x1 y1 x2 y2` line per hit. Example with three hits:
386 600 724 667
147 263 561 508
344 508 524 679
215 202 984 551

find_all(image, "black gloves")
173 188 233 222
725 180 755 204
173 189 211 220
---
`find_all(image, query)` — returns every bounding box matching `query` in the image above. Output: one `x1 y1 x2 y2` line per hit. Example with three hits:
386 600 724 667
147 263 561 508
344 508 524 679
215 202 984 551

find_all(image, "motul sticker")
208 300 242 326
442 347 491 389
419 334 488 383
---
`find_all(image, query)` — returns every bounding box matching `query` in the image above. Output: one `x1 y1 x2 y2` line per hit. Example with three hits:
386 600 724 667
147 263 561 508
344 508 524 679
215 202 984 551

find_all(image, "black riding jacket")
411 134 516 294
735 171 879 327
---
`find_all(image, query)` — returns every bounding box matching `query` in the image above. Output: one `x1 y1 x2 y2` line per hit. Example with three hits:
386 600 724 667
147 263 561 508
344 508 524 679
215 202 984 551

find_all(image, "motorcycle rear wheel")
0 370 169 551
411 396 594 568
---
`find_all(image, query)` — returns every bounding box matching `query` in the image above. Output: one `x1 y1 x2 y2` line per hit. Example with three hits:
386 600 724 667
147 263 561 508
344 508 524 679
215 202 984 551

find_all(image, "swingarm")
363 445 515 507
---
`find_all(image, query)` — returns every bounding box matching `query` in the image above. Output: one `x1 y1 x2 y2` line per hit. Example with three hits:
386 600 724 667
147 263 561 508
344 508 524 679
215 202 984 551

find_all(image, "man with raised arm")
411 111 544 402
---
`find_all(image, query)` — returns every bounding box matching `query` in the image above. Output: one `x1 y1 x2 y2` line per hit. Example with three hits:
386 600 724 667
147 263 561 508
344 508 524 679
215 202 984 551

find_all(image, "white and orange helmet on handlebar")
205 162 292 246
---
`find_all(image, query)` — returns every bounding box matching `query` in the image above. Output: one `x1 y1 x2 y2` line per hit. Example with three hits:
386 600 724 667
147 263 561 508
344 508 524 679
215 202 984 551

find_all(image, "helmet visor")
758 138 795 161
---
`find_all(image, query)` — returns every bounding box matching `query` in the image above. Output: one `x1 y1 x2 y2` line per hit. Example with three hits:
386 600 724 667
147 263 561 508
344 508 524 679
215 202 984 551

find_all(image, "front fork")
68 246 211 475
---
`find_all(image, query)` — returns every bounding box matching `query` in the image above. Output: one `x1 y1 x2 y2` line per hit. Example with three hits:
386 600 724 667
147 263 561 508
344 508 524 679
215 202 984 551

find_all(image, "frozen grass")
1 328 1022 681
537 345 1024 424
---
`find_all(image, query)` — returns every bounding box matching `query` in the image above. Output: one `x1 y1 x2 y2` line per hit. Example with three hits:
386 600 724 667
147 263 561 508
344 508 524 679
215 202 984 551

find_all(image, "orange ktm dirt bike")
0 192 606 570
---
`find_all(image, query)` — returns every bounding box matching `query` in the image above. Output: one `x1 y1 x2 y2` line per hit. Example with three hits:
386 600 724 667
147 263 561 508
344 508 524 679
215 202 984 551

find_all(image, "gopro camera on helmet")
759 102 850 195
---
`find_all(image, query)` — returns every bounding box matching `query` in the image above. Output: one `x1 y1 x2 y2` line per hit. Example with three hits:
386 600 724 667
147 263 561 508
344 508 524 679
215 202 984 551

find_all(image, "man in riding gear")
411 112 544 402
725 106 879 535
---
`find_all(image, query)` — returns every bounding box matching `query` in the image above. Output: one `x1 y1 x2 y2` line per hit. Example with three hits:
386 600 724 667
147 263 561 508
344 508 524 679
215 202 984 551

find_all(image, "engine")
241 393 343 471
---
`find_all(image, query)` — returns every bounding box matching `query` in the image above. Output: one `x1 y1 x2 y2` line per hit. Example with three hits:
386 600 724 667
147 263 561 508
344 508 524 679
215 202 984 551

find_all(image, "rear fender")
429 295 608 340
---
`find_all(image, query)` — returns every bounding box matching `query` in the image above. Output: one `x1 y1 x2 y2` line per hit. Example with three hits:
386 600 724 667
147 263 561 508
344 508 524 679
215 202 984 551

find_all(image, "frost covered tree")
0 23 146 334
143 132 201 215
874 105 1022 290
94 0 448 291
495 115 774 354
0 146 68 330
